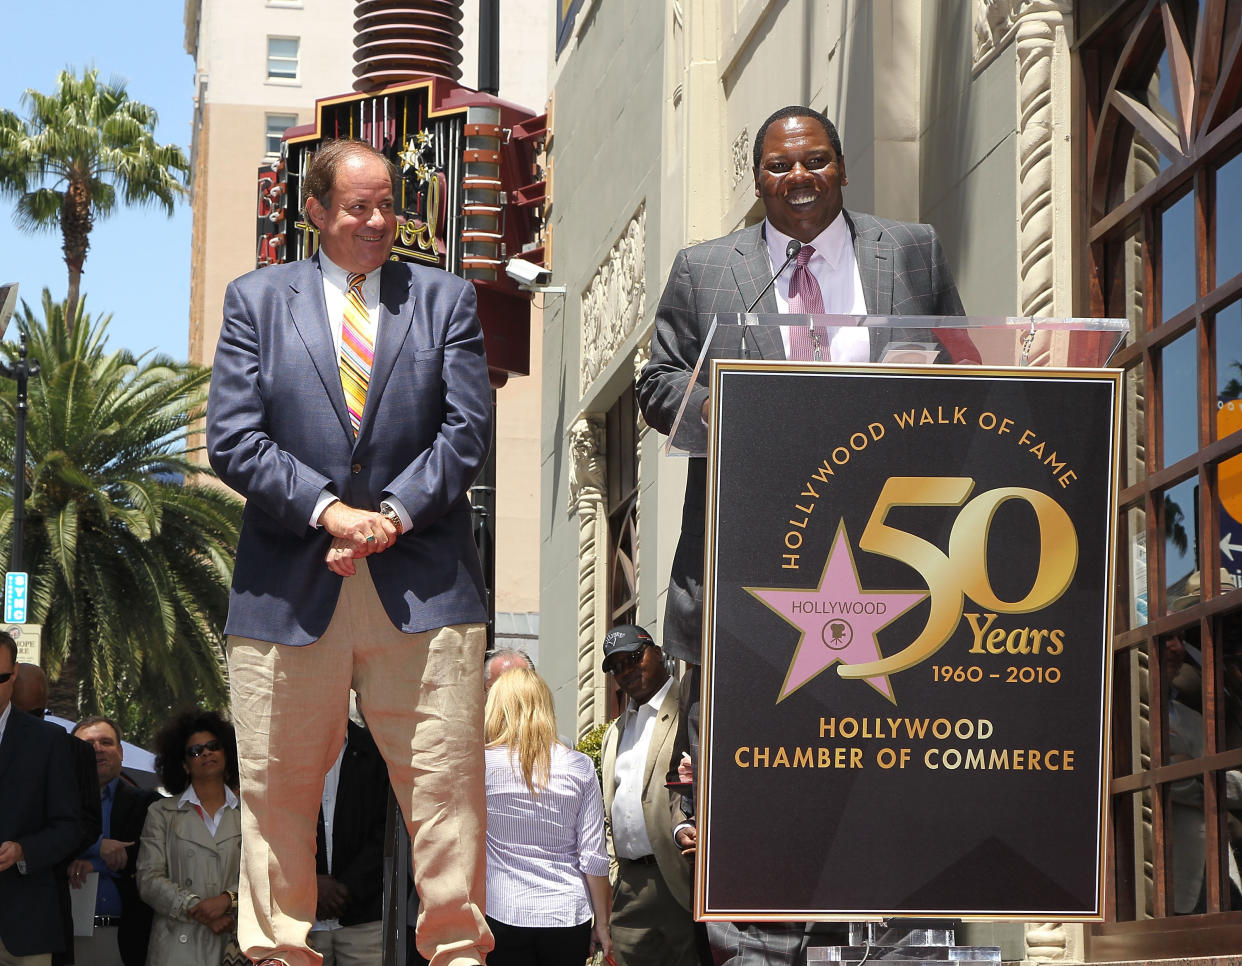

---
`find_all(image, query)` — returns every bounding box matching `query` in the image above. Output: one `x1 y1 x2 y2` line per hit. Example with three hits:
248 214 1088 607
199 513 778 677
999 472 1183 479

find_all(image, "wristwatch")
379 501 403 536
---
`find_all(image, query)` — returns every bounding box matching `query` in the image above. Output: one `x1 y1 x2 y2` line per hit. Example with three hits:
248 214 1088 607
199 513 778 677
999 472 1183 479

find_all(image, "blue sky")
1 1 194 360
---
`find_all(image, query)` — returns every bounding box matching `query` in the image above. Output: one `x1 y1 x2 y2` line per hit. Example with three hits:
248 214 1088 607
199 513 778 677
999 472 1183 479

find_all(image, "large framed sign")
698 362 1121 921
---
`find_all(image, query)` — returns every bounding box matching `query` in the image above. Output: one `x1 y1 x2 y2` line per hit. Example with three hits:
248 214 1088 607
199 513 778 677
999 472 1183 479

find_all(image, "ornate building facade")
540 0 1242 959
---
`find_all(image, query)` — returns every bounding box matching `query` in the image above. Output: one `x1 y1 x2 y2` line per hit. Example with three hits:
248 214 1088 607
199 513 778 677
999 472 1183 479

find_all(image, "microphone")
746 239 802 313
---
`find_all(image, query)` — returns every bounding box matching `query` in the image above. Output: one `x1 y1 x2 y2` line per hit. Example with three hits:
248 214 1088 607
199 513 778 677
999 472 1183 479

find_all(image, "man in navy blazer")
207 140 493 966
637 105 970 966
0 632 85 965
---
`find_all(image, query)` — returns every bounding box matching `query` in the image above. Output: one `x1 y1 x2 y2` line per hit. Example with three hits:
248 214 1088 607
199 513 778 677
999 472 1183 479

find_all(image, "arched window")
1082 0 1242 951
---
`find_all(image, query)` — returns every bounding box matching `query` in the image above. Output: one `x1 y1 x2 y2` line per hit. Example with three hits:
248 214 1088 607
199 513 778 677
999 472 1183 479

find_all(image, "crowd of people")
0 629 704 966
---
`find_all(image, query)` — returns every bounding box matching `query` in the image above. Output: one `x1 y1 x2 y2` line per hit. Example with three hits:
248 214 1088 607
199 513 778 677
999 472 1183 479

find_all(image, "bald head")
484 649 535 692
13 663 48 717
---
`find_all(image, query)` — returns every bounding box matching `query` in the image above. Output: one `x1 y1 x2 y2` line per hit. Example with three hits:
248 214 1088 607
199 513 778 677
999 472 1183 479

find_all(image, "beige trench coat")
136 795 241 966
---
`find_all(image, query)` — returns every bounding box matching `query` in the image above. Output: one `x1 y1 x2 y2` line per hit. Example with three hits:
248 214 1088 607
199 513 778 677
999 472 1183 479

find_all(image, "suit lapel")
289 256 353 438
602 716 620 810
731 225 785 360
642 683 679 792
0 708 25 784
847 210 894 315
358 262 415 442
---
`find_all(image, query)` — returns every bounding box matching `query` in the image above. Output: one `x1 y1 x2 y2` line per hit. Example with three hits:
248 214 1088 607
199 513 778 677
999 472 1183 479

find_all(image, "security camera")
505 257 552 287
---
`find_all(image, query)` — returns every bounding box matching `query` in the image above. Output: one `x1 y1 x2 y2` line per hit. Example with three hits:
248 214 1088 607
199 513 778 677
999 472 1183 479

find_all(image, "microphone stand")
742 239 802 361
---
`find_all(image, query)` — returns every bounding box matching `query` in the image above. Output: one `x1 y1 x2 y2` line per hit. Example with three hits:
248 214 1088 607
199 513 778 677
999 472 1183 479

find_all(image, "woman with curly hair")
483 668 612 964
137 709 242 966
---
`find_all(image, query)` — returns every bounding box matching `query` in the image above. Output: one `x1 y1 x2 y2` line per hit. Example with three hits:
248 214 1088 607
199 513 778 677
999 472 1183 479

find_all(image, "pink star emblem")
746 522 926 703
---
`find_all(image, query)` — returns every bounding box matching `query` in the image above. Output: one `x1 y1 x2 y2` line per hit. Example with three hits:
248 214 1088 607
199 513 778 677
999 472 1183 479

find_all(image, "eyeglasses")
185 739 222 758
0 672 13 684
605 644 648 675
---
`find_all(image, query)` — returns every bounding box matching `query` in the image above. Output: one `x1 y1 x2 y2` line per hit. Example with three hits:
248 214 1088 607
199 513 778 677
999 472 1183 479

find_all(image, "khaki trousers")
308 921 383 966
228 560 491 966
610 860 697 966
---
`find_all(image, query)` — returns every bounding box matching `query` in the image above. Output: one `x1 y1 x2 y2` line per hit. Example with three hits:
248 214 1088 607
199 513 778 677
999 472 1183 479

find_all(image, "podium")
665 315 1127 962
664 313 1126 457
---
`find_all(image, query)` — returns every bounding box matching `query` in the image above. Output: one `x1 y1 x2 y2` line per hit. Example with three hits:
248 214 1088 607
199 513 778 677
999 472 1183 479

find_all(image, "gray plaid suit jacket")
636 210 965 664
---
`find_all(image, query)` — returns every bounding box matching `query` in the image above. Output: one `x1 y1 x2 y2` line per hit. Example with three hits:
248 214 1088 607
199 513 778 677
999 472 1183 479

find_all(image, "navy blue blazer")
206 255 491 645
0 709 84 957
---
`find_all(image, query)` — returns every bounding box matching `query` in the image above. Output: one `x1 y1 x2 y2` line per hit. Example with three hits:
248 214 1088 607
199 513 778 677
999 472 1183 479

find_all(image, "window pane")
1216 302 1242 583
1116 644 1150 771
1126 506 1149 628
1219 153 1242 285
267 37 298 79
1164 777 1208 913
1164 476 1198 607
1211 770 1242 909
1162 192 1197 322
1149 52 1177 173
1222 612 1242 752
265 114 297 156
1125 366 1147 485
1113 788 1156 919
1161 330 1198 466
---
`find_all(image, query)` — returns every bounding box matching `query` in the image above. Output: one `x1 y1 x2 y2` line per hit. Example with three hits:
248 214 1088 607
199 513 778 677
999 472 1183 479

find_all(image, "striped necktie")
340 272 374 436
788 246 828 360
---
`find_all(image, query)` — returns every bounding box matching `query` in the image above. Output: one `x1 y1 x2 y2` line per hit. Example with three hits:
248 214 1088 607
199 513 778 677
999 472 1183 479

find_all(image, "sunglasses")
186 739 222 758
0 671 12 684
605 644 649 675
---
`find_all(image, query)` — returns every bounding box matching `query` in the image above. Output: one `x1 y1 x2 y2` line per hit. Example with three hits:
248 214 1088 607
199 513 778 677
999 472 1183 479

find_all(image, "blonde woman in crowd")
483 668 612 964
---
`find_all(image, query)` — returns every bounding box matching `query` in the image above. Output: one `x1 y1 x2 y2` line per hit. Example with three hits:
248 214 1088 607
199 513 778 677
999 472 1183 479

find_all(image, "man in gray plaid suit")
636 105 971 965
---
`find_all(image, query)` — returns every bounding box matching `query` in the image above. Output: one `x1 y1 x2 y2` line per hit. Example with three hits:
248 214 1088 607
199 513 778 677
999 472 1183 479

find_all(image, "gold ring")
366 535 376 543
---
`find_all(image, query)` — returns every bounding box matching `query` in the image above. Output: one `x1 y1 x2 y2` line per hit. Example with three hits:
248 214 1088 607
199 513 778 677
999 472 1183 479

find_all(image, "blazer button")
179 934 189 943
351 463 363 475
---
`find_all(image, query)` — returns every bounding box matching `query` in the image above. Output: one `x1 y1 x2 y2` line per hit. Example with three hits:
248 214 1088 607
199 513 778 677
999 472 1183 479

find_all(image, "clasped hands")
320 501 398 576
187 893 235 934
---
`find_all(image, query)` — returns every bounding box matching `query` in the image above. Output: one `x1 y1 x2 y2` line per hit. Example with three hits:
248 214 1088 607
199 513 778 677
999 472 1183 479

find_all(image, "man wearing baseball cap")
599 626 699 966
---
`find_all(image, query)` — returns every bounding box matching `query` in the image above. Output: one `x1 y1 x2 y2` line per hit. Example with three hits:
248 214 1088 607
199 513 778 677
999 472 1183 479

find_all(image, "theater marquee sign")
698 362 1120 921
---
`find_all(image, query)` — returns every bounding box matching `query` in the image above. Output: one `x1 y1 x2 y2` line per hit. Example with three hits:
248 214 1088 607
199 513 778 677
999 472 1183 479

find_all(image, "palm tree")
0 291 241 731
0 68 189 329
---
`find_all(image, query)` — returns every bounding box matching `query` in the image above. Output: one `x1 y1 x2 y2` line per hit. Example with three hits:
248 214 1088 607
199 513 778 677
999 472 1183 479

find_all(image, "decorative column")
569 415 609 739
975 3 1087 958
974 0 1073 364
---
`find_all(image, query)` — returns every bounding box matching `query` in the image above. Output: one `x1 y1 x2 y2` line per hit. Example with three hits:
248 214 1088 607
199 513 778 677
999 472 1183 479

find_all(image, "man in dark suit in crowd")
308 718 389 966
67 717 157 966
207 138 493 966
599 626 698 966
636 105 971 965
0 633 84 965
11 666 100 966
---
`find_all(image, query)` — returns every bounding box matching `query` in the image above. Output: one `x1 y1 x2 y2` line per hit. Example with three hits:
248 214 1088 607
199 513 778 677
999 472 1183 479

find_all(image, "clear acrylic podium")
665 313 1129 457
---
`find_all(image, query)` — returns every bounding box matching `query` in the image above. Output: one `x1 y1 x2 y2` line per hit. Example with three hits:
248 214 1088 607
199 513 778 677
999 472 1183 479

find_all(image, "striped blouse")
484 743 610 927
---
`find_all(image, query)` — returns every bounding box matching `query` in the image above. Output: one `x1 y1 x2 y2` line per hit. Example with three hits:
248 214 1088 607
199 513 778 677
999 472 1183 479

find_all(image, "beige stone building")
184 0 549 651
541 0 1242 958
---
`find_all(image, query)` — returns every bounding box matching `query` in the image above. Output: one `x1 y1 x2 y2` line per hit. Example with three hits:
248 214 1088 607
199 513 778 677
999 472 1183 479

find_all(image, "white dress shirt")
610 676 674 859
310 250 412 531
179 784 239 838
764 214 870 362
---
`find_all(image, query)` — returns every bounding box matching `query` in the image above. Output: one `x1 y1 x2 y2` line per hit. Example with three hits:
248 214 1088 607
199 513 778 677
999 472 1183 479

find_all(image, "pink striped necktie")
340 272 374 436
787 245 828 360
